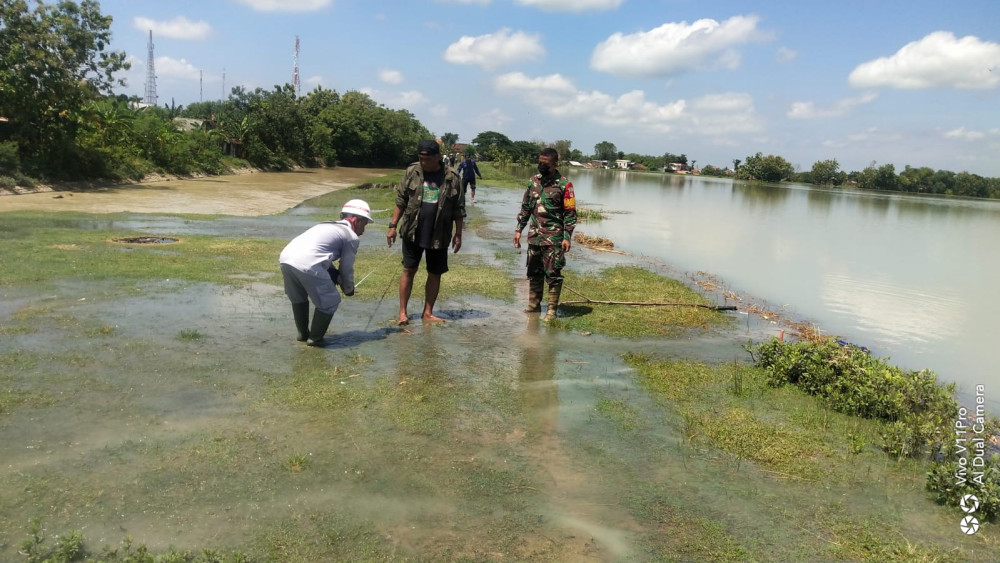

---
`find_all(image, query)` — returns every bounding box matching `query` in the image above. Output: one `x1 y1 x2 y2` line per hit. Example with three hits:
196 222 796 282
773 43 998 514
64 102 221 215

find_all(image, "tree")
553 139 572 161
594 141 617 162
440 132 459 153
855 162 898 191
736 152 794 182
733 158 741 171
0 0 129 174
472 131 513 154
810 159 840 185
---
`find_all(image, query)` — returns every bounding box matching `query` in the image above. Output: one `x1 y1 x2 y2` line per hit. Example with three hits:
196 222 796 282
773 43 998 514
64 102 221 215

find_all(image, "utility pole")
143 30 157 105
199 70 203 103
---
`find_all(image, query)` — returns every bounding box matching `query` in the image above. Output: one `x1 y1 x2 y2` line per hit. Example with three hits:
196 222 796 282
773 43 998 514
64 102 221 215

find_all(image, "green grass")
576 208 606 221
0 212 285 289
478 162 532 189
553 266 734 337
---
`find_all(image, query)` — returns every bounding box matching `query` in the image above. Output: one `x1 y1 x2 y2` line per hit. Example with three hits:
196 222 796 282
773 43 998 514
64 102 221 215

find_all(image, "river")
551 169 1000 411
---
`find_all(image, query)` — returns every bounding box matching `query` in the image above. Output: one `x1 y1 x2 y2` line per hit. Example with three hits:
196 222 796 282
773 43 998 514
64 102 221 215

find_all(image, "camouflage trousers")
525 244 565 289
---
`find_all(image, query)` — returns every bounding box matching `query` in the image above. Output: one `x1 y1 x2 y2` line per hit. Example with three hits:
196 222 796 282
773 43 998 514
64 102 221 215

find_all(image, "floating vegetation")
573 232 625 254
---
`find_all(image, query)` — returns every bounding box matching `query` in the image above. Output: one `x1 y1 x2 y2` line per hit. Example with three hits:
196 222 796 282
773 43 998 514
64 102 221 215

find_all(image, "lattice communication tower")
143 30 157 105
293 35 300 96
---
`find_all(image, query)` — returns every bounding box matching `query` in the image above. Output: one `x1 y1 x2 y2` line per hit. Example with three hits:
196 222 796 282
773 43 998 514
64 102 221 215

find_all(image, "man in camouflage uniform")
514 147 577 321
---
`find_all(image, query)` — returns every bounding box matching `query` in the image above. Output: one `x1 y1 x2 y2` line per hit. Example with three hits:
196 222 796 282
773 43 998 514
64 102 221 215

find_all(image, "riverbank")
1 172 996 560
0 166 398 216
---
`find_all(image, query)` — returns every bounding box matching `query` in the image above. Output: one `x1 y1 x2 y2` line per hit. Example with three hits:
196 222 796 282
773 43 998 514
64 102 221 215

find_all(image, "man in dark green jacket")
387 139 465 324
514 147 577 321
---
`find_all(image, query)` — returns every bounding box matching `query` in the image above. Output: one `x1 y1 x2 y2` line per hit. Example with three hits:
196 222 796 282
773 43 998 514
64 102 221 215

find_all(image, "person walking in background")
387 139 465 325
456 154 483 204
279 199 372 346
514 148 576 321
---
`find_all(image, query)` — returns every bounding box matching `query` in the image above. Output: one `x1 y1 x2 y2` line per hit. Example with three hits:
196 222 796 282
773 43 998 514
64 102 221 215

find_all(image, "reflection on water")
566 169 1000 407
821 272 965 345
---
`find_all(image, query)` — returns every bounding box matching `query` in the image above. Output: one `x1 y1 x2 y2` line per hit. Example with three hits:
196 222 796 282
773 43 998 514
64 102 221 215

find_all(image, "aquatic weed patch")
555 266 734 337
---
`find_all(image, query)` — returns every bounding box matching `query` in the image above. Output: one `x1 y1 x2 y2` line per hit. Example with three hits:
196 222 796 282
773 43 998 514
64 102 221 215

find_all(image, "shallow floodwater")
0 170 994 560
547 170 1000 412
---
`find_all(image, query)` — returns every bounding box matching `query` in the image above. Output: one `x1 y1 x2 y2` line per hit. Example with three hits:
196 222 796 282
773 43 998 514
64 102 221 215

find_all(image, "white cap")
341 199 373 222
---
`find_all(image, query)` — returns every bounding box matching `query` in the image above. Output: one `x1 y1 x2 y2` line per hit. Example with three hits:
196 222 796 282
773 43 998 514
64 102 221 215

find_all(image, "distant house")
666 162 686 173
568 160 583 167
615 159 632 169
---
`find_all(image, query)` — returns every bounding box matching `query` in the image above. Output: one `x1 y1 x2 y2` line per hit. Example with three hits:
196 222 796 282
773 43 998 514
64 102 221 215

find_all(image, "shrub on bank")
749 337 956 458
750 337 1000 521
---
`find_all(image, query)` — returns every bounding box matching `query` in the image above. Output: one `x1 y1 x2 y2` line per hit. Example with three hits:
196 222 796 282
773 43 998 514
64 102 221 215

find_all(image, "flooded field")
1 171 996 561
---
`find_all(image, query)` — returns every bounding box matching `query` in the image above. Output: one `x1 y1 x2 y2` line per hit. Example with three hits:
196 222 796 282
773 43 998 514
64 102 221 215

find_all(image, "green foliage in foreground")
20 518 249 562
750 338 1000 522
751 338 957 458
554 266 734 337
622 354 978 561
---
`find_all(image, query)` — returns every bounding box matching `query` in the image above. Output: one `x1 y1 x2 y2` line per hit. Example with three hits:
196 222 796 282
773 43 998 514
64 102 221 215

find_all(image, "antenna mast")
293 35 300 96
143 30 157 105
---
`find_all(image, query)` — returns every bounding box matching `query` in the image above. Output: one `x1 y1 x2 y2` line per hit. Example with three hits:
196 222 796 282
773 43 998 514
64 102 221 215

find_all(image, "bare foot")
398 313 409 325
422 313 445 322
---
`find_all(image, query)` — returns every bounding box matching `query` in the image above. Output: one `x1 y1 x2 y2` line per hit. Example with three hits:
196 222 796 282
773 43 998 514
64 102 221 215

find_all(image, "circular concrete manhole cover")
112 236 179 244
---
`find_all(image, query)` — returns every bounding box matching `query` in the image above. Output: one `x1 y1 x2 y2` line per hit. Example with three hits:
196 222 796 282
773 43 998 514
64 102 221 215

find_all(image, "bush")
750 338 956 458
926 450 1000 522
0 140 20 173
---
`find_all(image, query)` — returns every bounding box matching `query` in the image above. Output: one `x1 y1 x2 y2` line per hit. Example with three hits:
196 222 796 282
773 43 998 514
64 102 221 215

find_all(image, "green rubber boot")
544 285 561 322
292 302 310 342
306 311 334 347
523 278 544 313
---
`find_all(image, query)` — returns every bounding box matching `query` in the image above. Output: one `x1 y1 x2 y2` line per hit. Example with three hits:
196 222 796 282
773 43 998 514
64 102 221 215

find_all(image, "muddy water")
0 173 988 560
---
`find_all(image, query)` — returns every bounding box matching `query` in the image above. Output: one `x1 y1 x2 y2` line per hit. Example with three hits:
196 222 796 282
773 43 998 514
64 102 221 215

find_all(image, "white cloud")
590 15 770 77
944 127 987 140
776 46 797 63
133 16 212 40
787 92 878 119
378 69 404 85
444 28 544 70
494 72 764 137
233 0 331 12
849 31 1000 89
430 104 449 117
439 0 490 4
514 0 623 12
155 56 201 80
495 72 686 132
305 75 324 87
360 88 429 110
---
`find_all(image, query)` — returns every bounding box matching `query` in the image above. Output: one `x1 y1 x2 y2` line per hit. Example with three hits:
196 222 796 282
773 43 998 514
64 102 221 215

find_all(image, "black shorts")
401 237 449 275
462 179 476 192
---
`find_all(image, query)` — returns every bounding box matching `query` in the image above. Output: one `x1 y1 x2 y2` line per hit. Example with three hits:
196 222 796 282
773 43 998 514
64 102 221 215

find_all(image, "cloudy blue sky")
101 0 1000 176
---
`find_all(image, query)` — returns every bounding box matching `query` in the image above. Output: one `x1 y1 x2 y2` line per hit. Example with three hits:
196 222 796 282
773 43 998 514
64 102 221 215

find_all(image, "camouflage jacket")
515 171 576 246
395 162 466 249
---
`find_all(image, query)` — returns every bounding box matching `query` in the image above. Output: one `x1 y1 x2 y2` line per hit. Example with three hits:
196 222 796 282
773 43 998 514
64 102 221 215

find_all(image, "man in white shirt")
279 199 372 346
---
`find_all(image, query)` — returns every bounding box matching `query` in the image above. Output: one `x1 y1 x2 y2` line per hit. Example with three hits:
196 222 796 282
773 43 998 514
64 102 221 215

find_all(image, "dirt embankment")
0 166 398 216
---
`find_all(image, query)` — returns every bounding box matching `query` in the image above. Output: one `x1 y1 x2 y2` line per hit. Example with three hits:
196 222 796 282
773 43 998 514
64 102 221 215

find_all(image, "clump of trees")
0 0 431 183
